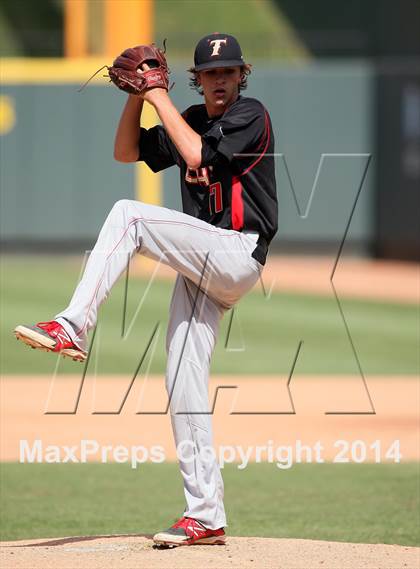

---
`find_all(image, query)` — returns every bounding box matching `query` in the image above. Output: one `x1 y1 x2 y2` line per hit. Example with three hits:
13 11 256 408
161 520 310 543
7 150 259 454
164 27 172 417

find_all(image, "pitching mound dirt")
1 535 419 568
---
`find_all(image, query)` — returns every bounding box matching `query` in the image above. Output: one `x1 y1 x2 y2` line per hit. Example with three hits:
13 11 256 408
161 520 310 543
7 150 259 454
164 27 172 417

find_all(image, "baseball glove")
108 43 170 95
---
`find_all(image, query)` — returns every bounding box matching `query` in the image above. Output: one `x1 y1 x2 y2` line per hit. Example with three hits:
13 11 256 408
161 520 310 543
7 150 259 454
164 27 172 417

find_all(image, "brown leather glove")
108 44 169 95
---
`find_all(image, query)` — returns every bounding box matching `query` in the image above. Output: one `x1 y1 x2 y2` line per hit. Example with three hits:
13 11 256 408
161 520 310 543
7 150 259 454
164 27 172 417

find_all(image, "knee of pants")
108 200 145 242
111 198 149 220
110 199 139 216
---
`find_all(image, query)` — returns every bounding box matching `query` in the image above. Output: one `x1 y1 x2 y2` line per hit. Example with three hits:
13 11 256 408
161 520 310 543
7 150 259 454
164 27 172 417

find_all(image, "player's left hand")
108 44 170 96
136 63 168 103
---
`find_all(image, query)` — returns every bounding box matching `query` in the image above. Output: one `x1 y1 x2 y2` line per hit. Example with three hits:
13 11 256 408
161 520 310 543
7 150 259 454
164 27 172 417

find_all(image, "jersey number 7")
209 182 223 214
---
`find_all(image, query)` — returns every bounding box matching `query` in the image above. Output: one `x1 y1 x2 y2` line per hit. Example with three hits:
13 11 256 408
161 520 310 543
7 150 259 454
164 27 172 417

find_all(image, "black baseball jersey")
138 96 278 264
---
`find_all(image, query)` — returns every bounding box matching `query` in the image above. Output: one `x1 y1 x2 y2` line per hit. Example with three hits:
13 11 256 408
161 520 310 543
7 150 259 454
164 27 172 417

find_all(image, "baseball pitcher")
14 33 278 547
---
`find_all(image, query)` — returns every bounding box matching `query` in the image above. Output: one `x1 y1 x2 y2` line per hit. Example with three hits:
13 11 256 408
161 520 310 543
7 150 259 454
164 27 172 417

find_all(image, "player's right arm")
113 95 144 163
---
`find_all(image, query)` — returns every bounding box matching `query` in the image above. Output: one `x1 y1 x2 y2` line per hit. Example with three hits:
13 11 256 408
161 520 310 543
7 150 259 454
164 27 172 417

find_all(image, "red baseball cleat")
153 516 226 547
14 320 87 362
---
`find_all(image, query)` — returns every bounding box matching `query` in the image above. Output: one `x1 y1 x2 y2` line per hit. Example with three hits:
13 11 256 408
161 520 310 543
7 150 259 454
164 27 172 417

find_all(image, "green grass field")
1 256 418 375
1 463 418 545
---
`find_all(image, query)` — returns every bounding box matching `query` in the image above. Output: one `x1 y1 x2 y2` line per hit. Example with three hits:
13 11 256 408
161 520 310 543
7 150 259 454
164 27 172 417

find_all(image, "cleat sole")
14 327 86 362
153 535 226 547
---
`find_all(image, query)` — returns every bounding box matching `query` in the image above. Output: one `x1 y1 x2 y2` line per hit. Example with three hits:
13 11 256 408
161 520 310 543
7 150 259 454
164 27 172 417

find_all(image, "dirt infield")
1 375 418 462
1 535 419 568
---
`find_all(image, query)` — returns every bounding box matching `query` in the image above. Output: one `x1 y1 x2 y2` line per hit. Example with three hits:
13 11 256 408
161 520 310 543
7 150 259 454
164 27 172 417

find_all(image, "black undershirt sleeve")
138 125 180 172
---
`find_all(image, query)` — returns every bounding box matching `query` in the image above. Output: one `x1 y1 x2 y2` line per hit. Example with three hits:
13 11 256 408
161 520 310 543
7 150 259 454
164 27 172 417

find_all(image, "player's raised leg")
14 199 260 360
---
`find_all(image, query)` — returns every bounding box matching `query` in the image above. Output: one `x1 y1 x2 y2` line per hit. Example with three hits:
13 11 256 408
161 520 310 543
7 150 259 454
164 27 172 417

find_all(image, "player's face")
198 66 242 115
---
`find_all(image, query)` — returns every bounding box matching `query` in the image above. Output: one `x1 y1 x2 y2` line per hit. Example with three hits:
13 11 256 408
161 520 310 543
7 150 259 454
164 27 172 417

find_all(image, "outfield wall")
1 60 374 253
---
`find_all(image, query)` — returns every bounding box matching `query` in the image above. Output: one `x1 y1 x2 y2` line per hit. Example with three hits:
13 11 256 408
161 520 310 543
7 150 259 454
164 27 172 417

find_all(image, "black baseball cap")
193 33 245 71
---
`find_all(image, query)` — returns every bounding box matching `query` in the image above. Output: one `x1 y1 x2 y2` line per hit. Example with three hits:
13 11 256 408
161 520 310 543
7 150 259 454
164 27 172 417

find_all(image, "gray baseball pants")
55 199 262 529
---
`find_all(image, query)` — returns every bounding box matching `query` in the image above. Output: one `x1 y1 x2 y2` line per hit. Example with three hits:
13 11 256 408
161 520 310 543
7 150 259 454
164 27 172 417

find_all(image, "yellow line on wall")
136 102 161 205
0 58 111 84
104 0 153 56
135 100 163 274
64 0 88 58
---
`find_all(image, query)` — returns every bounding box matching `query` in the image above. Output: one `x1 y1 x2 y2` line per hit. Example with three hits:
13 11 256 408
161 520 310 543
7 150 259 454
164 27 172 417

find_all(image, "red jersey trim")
231 176 244 230
241 111 270 177
230 110 270 231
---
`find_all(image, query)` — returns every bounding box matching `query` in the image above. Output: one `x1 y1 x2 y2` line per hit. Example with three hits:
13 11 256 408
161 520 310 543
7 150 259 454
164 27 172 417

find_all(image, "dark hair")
188 64 252 95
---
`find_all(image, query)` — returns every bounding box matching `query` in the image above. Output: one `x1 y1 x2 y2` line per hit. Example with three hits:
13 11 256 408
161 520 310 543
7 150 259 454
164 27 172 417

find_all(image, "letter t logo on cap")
209 38 227 56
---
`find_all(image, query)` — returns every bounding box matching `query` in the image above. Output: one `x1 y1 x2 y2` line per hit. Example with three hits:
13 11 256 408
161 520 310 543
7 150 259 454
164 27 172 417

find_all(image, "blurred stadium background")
1 0 419 259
